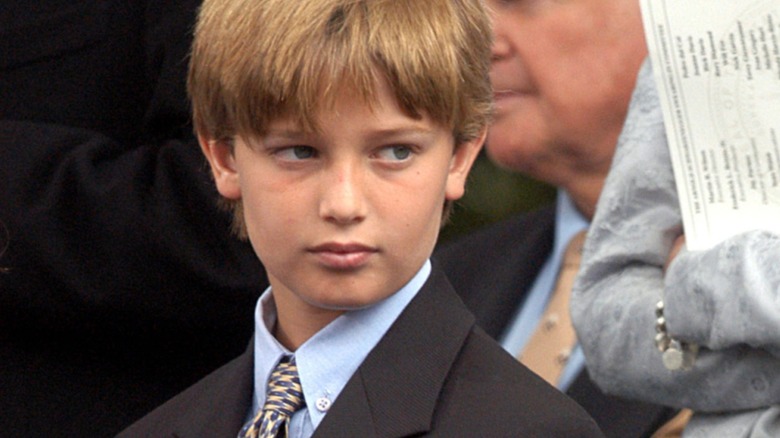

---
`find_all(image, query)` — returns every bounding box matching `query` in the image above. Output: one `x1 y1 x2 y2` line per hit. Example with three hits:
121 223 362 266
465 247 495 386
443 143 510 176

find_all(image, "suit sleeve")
0 4 269 434
0 0 264 360
0 121 264 346
665 231 780 355
570 59 780 413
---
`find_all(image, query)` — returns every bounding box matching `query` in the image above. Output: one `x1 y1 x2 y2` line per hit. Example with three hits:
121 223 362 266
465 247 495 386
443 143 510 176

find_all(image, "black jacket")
119 265 604 438
0 2 265 435
435 205 677 438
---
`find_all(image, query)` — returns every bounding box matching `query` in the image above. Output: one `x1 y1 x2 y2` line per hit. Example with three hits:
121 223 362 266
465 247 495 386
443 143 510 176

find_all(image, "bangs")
190 0 492 143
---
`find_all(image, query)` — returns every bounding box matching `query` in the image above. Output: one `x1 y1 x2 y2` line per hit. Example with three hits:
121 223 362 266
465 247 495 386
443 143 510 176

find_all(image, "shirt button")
315 397 331 412
556 348 572 366
543 313 560 331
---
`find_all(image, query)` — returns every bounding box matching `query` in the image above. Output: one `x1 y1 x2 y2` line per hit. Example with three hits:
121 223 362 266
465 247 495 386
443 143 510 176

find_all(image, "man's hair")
188 0 493 236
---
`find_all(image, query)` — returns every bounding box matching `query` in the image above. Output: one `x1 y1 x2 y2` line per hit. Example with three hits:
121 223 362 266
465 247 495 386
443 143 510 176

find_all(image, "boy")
119 0 603 436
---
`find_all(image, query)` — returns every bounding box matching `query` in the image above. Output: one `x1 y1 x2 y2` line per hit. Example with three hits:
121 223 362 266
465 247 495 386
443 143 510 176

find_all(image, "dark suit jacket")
435 205 677 438
118 265 604 437
0 2 266 435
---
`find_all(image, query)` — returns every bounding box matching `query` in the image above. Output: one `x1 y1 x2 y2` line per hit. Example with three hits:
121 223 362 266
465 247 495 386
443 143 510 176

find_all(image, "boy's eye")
276 146 316 160
376 145 413 161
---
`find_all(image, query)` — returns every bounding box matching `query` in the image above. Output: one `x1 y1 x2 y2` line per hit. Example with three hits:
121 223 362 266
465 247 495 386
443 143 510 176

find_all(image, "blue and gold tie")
243 357 306 438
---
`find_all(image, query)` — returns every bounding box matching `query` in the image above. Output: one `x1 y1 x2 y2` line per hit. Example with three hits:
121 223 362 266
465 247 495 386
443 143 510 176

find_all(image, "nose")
319 162 367 225
490 13 511 62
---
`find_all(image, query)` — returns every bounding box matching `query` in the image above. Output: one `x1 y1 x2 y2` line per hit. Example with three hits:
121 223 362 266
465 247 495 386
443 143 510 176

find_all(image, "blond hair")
188 0 493 235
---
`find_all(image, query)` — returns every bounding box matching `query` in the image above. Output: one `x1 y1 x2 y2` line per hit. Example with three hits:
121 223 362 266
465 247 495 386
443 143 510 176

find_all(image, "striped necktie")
243 357 306 438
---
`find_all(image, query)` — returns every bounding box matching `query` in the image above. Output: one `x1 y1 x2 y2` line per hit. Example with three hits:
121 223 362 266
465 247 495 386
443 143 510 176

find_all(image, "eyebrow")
264 125 437 141
365 126 437 141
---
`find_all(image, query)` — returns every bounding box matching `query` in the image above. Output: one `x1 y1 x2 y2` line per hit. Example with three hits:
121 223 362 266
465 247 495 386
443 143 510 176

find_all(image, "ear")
198 134 242 200
445 127 486 201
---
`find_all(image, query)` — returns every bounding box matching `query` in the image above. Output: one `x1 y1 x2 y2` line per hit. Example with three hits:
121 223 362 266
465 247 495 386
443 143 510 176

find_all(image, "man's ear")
445 127 487 201
198 134 242 200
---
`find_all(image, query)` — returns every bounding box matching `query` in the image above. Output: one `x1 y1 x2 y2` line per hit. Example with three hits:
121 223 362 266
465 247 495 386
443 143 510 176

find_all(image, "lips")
493 89 518 97
493 89 528 100
492 89 530 116
308 242 378 269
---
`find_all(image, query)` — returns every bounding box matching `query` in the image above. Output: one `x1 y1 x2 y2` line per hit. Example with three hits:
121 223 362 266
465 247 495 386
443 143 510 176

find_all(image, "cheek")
242 202 274 253
385 176 444 233
240 182 300 250
388 205 441 266
245 209 305 280
523 12 611 97
486 107 551 171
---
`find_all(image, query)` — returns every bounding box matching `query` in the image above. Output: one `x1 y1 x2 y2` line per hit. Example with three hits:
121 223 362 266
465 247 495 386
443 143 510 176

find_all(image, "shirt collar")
252 259 431 429
554 190 589 260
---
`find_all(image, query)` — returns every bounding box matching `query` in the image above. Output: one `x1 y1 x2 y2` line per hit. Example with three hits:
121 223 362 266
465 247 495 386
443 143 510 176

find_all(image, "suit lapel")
313 264 475 437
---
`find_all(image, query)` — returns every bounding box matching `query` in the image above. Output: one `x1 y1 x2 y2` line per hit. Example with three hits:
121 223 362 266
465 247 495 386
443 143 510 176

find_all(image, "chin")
484 143 529 172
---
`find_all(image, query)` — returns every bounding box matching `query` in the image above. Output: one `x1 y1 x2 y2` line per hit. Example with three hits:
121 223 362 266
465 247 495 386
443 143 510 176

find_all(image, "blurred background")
440 151 555 243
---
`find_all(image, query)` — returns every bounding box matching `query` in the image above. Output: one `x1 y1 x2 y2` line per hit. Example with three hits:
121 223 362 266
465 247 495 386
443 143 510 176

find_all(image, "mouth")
492 89 531 115
493 89 527 101
308 242 378 270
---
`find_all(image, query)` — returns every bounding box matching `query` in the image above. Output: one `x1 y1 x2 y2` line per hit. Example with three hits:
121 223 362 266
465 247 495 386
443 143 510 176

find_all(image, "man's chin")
485 131 542 173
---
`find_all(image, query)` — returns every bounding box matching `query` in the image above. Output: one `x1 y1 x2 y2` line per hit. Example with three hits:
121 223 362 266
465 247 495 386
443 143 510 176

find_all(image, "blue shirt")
242 260 431 438
499 191 588 390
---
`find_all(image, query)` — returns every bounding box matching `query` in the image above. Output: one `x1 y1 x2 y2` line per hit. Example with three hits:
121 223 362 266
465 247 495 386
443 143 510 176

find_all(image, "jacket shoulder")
431 327 604 437
433 205 556 337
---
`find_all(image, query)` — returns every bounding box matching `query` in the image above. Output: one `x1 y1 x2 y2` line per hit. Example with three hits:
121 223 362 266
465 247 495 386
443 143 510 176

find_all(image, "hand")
664 234 686 272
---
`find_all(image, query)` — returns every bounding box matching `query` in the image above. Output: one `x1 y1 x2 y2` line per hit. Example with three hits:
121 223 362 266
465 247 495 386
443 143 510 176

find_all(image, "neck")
562 175 604 221
273 303 343 351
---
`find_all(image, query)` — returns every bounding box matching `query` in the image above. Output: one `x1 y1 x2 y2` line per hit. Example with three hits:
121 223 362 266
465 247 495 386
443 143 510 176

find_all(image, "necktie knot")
562 229 586 268
263 358 305 416
243 356 306 438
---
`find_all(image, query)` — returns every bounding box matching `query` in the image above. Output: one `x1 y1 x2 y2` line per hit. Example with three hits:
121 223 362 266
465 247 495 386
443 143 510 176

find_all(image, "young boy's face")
201 78 483 342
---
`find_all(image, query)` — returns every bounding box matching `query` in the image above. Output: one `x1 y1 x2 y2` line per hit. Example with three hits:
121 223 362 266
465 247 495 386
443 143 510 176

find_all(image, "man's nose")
490 15 512 62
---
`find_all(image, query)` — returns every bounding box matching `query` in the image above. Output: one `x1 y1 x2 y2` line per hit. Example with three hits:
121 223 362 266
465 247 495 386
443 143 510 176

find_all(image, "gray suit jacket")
572 58 780 437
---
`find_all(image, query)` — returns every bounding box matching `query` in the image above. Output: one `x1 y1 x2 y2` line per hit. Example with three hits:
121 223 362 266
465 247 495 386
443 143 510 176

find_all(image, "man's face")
201 78 483 338
485 0 646 189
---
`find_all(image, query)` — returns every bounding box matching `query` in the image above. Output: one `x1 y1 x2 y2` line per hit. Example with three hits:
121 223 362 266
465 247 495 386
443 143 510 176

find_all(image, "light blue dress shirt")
242 260 431 438
498 191 588 391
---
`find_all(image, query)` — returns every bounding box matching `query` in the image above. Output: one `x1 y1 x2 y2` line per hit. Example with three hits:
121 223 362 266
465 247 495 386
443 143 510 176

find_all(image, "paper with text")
641 0 780 250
